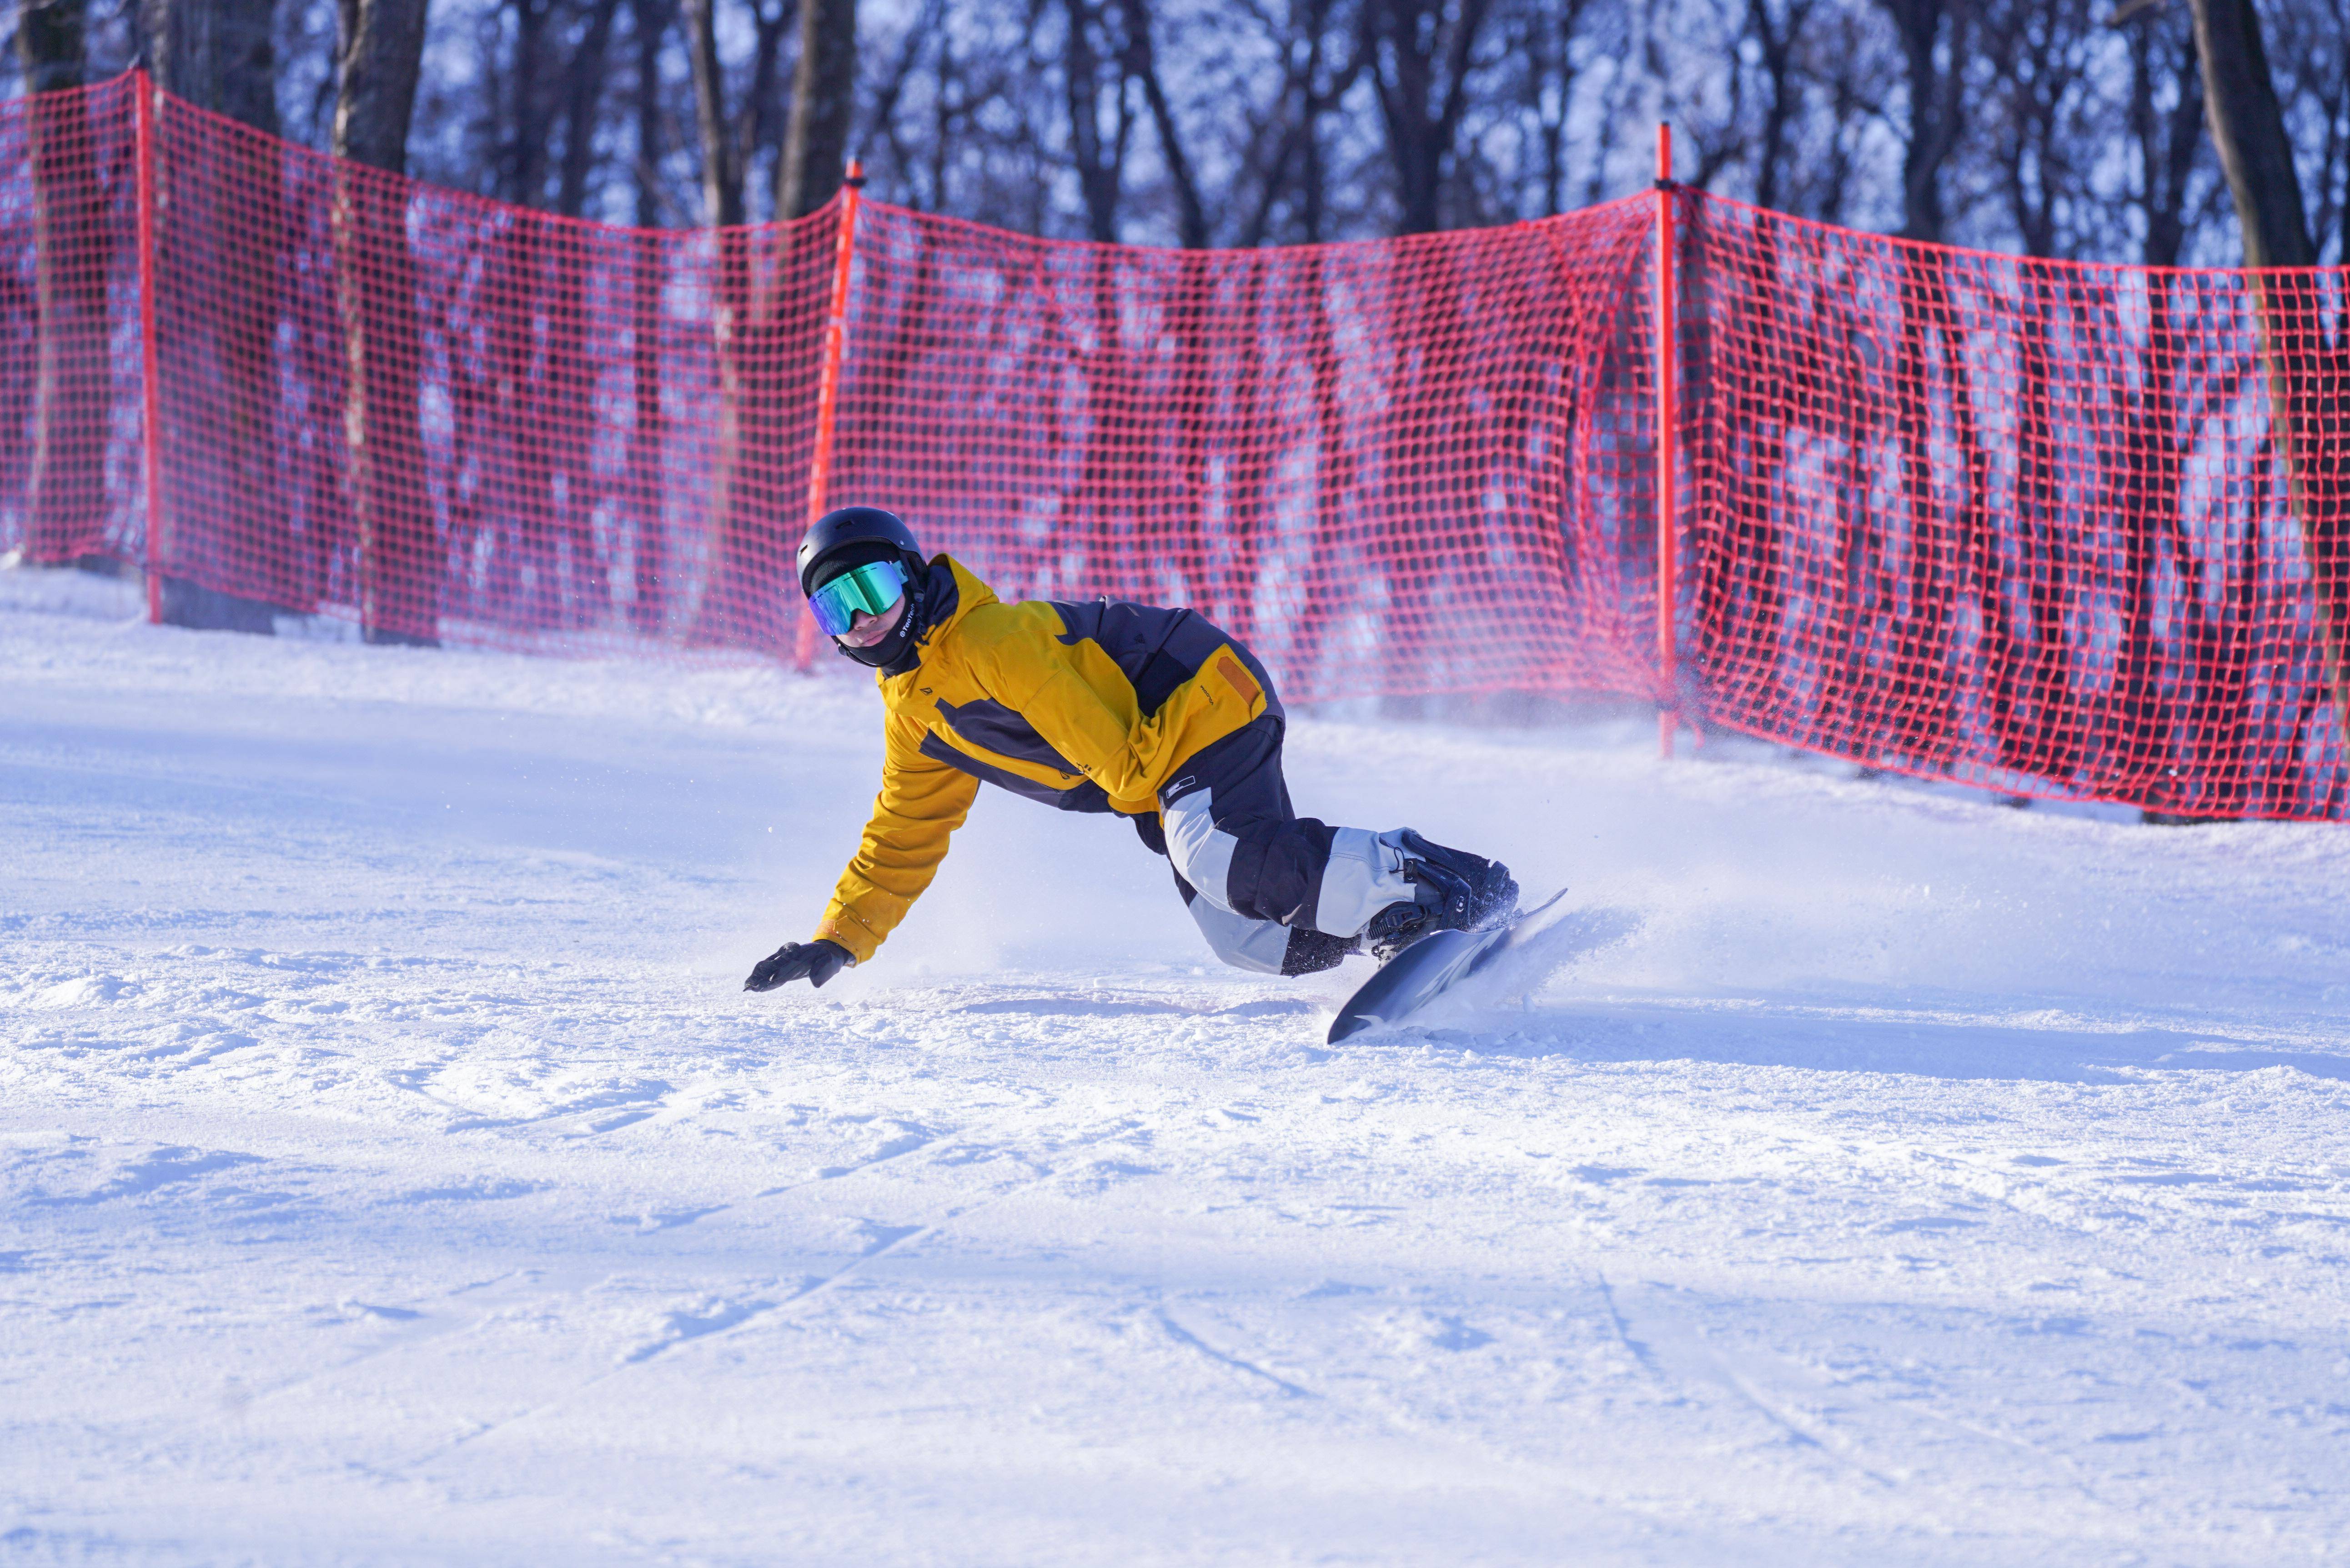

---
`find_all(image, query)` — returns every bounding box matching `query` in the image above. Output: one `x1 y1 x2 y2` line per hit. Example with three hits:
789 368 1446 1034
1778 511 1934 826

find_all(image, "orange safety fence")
3 74 2346 819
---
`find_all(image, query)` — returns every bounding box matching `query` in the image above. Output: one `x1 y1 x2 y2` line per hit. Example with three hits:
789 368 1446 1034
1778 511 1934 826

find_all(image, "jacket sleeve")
813 715 980 964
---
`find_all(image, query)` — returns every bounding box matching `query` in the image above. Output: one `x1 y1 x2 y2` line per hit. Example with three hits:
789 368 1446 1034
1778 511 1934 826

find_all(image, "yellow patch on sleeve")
1215 653 1262 711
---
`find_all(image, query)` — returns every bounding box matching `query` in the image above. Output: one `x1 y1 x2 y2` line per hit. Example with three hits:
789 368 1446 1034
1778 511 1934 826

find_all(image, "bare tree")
503 0 558 200
864 0 943 204
1247 0 1366 242
2190 0 2312 265
683 0 793 225
683 0 822 646
1874 0 1973 240
1362 0 1497 232
1058 0 1135 240
276 0 349 150
554 0 627 215
142 0 289 631
2114 0 2208 266
14 0 84 123
629 0 672 631
221 0 2350 255
2185 0 2347 739
1788 5 1895 226
1476 0 1603 220
17 0 110 571
1981 0 2103 256
2271 0 2345 263
1660 0 1760 191
865 0 1035 221
632 0 674 229
333 0 438 644
1747 0 1819 212
778 0 857 217
143 0 279 134
1117 0 1207 244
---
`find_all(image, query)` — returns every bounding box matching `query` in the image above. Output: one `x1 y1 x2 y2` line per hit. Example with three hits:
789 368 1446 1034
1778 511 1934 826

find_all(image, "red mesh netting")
1683 196 2350 819
828 200 1662 702
4 76 2349 819
142 84 833 648
0 78 141 569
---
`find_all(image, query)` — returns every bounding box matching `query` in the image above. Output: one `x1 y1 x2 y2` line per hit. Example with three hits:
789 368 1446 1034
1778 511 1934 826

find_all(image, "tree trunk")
18 0 110 570
146 0 288 633
505 0 556 205
683 0 748 228
1362 0 1495 234
682 0 747 639
683 0 802 649
2124 9 2204 269
1118 0 1206 247
143 0 279 136
778 0 858 220
512 0 627 633
555 0 626 218
1878 245 1966 761
1285 246 1358 688
2113 272 2204 815
1063 0 1126 243
2191 0 2313 269
1299 0 1332 242
1877 0 1966 242
333 0 439 646
2189 0 2350 744
18 0 85 97
630 0 669 635
1747 0 1808 214
483 231 554 627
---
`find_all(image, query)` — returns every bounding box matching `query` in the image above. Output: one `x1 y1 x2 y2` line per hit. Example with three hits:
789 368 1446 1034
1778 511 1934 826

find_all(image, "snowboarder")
745 508 1518 991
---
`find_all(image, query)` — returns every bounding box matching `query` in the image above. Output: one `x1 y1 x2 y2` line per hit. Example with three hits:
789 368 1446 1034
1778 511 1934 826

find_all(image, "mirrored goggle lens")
808 559 907 637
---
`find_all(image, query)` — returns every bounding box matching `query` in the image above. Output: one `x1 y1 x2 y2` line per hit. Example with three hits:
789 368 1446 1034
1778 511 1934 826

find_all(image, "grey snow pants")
1133 717 1418 976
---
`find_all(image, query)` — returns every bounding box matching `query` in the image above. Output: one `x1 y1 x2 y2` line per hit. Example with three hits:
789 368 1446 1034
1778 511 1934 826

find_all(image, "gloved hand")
744 939 854 992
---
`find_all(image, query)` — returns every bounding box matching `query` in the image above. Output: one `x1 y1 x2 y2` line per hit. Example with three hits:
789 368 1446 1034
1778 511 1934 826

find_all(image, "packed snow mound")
5 576 2349 1566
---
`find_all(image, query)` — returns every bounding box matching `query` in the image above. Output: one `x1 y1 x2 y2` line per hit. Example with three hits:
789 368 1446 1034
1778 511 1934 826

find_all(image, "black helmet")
798 505 924 598
798 505 936 673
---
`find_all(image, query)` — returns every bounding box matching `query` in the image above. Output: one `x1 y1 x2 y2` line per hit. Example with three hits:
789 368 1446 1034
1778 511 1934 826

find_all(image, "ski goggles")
808 559 908 638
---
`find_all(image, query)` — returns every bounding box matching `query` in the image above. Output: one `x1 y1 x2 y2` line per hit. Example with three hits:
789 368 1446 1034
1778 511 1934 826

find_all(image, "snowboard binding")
1361 830 1519 962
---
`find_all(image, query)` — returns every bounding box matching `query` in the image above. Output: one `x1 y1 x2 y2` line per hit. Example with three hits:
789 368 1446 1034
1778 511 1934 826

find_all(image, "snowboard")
1326 890 1570 1044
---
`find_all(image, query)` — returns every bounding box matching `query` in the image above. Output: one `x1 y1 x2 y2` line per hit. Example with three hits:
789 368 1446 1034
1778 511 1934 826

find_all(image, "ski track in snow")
4 570 2349 1565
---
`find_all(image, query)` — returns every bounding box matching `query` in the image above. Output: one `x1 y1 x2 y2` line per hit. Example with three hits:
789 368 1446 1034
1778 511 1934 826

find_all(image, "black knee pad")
1227 816 1336 929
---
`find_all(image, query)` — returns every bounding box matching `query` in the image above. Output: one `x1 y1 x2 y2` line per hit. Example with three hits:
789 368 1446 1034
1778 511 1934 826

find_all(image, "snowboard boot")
1360 830 1519 961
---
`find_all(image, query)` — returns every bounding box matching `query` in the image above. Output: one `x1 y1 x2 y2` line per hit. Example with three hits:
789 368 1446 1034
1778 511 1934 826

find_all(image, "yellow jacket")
812 555 1275 962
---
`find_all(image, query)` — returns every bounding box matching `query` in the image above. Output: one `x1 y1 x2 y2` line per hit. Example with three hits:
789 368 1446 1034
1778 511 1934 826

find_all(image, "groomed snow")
5 567 2349 1566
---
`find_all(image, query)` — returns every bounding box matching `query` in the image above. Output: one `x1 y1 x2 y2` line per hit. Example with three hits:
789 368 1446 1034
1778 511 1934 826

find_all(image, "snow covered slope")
5 570 2348 1566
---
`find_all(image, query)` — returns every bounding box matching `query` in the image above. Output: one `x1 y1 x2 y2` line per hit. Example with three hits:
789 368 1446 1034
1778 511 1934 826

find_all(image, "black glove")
744 939 853 992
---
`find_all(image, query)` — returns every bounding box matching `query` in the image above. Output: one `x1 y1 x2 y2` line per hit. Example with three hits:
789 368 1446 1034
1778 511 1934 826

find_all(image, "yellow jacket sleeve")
813 715 980 964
